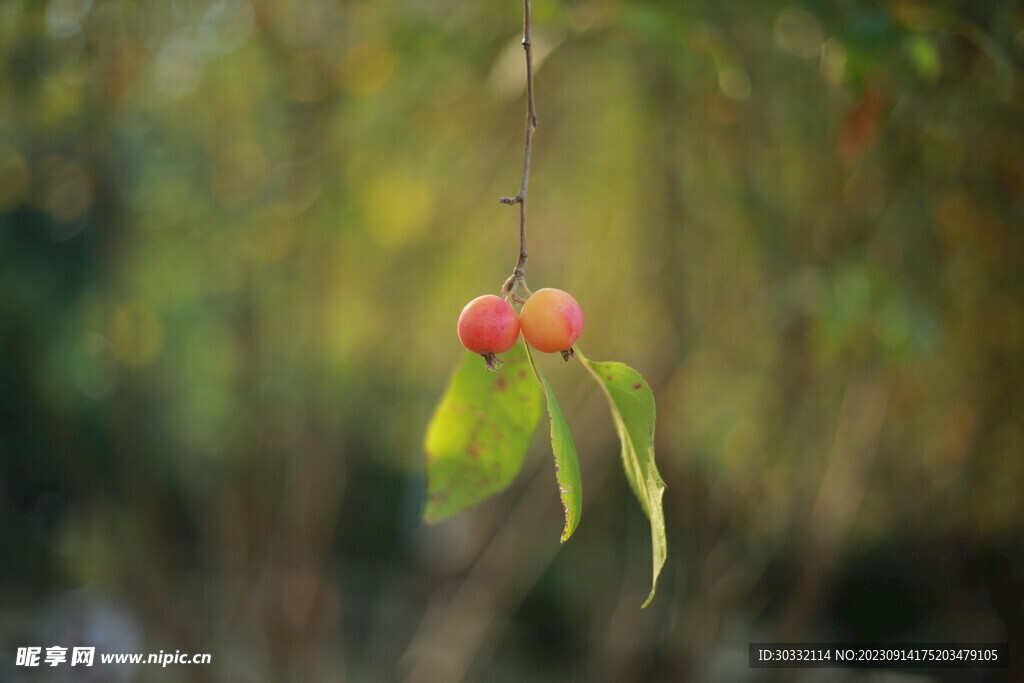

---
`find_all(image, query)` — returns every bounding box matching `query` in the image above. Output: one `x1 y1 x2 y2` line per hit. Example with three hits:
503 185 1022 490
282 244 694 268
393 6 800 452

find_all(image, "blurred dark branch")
778 375 889 643
401 436 613 683
500 0 537 300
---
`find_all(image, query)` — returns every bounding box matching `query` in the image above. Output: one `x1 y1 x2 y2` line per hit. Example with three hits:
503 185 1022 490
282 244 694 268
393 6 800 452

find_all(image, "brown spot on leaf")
495 377 507 391
467 442 481 459
518 369 528 379
632 383 642 390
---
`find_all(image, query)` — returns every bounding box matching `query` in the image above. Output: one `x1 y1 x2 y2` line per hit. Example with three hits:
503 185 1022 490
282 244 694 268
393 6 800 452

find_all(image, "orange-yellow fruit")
519 288 584 353
457 295 520 355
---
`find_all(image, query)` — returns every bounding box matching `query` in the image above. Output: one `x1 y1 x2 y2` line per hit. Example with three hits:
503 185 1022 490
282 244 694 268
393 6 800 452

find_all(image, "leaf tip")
421 493 451 525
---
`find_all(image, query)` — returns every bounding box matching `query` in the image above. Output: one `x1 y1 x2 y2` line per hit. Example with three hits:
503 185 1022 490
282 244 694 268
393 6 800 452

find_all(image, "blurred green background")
2 0 1023 681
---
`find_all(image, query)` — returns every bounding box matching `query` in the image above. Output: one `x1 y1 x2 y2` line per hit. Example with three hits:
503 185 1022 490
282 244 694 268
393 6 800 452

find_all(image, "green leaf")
424 342 542 523
523 344 583 543
576 348 666 608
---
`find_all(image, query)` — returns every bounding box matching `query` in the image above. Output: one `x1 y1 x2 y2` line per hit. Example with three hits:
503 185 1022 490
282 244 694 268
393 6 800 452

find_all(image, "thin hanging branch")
500 0 538 300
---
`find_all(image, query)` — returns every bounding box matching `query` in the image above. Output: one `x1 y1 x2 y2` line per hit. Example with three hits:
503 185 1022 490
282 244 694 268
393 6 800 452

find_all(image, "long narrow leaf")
524 344 583 542
576 348 666 607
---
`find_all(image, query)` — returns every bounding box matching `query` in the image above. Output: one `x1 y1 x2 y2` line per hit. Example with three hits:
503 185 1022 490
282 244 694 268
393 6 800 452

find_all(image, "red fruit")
457 295 520 355
519 288 584 353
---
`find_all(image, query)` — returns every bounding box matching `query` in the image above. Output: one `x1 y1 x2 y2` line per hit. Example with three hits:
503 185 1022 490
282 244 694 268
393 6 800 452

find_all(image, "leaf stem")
573 347 606 394
500 0 538 300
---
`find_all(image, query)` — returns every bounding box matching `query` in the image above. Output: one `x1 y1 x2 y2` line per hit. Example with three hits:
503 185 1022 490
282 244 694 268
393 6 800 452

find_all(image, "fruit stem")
499 0 537 300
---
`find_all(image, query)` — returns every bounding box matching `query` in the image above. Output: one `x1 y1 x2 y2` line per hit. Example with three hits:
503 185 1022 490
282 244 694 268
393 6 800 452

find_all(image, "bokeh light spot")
0 150 31 211
338 43 396 97
110 302 164 369
363 173 435 247
774 7 825 60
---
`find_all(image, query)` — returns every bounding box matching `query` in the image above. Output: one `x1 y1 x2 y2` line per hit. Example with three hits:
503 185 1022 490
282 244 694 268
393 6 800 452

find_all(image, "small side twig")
500 0 538 300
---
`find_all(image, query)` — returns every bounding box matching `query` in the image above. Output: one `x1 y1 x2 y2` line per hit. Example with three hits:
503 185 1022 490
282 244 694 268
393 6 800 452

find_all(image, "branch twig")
500 0 537 299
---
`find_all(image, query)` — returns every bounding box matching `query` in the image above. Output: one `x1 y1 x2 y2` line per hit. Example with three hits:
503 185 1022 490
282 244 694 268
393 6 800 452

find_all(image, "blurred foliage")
1 0 1023 680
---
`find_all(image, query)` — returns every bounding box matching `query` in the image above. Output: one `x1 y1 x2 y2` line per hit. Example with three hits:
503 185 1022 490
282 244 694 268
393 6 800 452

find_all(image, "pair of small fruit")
458 288 584 360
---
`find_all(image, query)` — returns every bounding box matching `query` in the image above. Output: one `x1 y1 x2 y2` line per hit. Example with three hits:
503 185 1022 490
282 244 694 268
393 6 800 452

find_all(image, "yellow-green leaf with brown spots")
424 342 543 523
